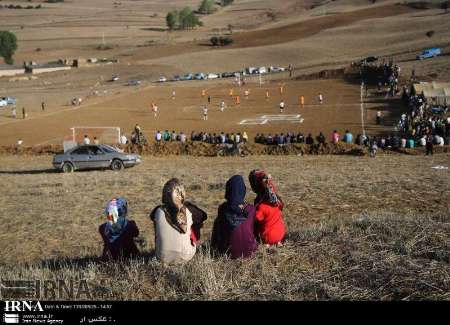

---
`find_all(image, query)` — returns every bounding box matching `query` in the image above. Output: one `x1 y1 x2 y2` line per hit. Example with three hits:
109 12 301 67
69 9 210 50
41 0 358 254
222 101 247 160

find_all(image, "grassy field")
0 154 449 300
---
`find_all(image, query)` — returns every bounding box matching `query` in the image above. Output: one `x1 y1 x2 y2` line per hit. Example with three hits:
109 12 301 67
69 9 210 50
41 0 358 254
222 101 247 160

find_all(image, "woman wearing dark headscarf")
99 197 140 260
249 170 286 246
211 175 258 259
150 178 207 264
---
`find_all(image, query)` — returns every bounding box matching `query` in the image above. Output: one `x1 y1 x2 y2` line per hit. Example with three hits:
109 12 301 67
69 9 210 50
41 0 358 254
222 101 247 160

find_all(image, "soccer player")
265 90 270 100
300 95 305 107
279 100 285 113
203 106 208 121
318 93 323 104
219 100 226 112
236 95 241 105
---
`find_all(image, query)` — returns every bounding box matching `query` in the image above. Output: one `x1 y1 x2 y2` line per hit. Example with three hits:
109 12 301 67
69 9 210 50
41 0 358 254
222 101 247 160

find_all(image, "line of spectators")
154 130 250 145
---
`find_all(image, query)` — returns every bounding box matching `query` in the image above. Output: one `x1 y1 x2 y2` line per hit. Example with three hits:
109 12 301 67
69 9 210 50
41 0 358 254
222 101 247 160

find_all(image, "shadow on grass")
39 251 157 271
0 169 58 175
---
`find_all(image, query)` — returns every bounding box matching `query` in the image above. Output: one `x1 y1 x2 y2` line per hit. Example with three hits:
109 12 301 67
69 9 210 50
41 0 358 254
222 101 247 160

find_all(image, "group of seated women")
99 169 286 264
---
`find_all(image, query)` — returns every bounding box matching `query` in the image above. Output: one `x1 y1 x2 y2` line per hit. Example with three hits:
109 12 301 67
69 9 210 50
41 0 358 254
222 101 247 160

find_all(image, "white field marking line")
239 119 268 125
360 83 366 137
261 114 301 119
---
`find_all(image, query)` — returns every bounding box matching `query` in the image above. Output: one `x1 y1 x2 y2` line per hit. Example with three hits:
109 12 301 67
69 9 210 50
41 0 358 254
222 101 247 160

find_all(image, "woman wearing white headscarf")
150 178 207 264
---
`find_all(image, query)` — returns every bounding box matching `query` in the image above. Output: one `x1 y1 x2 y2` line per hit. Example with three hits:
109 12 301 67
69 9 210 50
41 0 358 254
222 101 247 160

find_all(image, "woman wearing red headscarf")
248 170 286 246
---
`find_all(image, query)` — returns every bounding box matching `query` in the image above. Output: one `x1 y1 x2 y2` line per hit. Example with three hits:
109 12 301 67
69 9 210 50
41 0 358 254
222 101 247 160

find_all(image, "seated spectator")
163 130 170 142
155 130 162 142
407 138 415 148
180 132 186 143
305 133 314 145
316 132 326 145
419 136 426 147
171 131 177 141
343 130 353 144
149 178 207 264
331 130 340 144
249 170 286 246
211 175 258 259
401 138 407 148
297 133 305 143
99 198 140 260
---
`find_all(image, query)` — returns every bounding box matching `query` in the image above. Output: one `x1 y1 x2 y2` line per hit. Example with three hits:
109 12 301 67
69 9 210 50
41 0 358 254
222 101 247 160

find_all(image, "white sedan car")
159 76 167 82
207 73 219 79
269 66 285 73
0 99 7 107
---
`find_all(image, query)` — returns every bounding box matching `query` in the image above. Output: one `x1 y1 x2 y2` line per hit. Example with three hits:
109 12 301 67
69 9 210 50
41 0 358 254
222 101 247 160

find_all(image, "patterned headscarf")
104 197 128 243
249 169 284 209
162 178 188 233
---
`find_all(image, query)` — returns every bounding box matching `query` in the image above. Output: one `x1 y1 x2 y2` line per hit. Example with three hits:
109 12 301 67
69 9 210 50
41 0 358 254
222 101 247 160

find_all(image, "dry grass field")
1 0 450 301
0 154 448 300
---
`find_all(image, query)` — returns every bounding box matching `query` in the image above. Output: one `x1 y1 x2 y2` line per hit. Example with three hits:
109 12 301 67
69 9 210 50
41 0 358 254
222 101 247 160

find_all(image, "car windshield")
101 145 118 153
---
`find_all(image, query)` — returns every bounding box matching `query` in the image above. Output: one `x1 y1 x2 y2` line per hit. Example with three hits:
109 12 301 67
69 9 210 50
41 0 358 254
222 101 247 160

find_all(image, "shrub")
198 0 215 14
426 30 435 37
0 30 18 64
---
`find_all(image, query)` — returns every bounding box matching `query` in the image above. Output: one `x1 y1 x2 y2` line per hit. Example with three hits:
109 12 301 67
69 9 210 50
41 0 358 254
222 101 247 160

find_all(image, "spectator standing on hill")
83 135 90 145
172 90 176 100
171 131 177 141
120 134 128 145
180 132 186 143
94 137 100 145
376 111 383 125
11 107 17 118
242 132 249 143
208 95 211 104
41 101 45 112
22 107 26 119
265 89 270 100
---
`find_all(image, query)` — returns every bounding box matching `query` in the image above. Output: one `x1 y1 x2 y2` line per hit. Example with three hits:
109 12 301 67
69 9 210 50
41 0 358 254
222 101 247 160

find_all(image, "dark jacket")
211 175 258 259
99 220 139 260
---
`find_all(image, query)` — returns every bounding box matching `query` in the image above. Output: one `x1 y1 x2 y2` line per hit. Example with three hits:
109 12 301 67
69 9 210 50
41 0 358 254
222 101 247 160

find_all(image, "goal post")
68 126 121 145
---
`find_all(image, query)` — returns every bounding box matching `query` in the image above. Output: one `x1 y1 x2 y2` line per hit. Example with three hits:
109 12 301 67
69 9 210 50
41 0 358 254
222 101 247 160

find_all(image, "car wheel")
62 162 74 173
111 159 124 171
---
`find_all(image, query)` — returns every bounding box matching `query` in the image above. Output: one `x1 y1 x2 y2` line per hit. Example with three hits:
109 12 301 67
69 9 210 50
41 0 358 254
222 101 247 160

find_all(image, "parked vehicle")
52 144 141 173
269 66 285 73
182 73 193 80
111 75 119 82
0 99 7 107
417 48 441 60
194 73 206 80
258 67 267 74
158 76 167 82
127 79 141 86
246 67 259 75
221 72 235 78
207 73 219 79
172 75 181 81
1 97 16 105
359 56 378 64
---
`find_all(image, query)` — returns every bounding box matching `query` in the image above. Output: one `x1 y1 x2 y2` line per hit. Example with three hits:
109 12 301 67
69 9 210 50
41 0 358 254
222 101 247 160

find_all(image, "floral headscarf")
161 178 188 233
104 197 128 243
249 169 284 209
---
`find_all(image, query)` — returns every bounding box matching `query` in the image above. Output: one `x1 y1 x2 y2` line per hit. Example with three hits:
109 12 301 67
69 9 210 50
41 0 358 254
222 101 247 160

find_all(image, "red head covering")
249 169 284 209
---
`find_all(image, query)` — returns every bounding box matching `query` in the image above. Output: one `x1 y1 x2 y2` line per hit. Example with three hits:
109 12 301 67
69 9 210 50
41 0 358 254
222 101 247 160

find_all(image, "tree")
166 10 178 30
198 0 215 14
0 31 18 65
178 7 202 30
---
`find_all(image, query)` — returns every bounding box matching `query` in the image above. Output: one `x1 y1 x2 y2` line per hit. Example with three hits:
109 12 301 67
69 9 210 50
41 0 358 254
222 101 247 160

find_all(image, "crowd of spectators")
153 130 249 145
